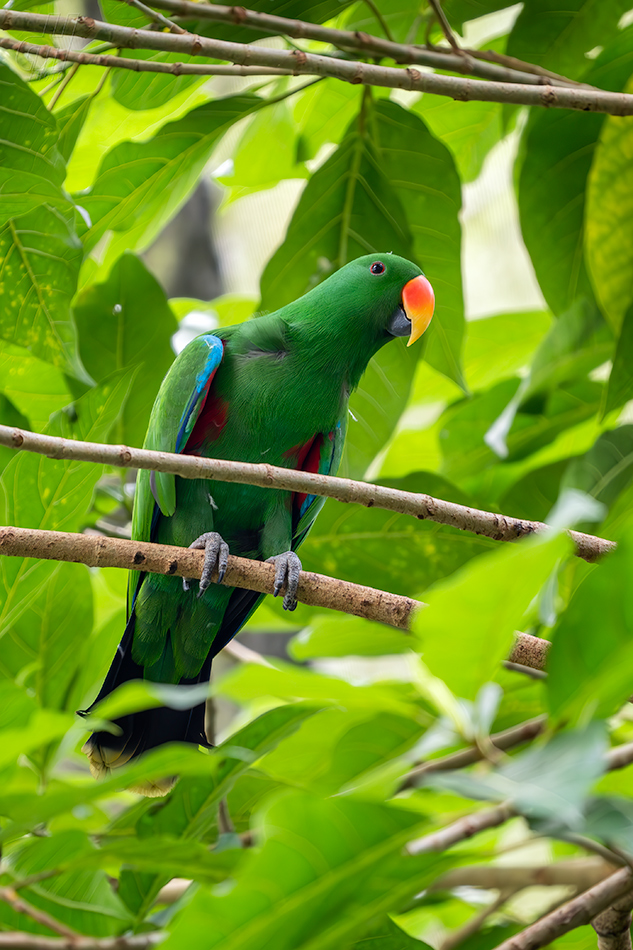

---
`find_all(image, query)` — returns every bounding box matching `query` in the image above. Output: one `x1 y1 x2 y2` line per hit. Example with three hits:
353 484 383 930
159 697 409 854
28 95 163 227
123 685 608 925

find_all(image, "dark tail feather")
79 611 213 795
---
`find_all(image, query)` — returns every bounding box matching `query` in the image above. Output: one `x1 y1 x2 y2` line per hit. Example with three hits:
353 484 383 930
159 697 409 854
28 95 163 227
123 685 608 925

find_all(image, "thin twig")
143 0 570 86
0 937 160 949
46 61 79 109
0 426 615 563
592 893 633 950
0 11 632 114
408 803 516 854
118 0 186 32
427 0 461 54
0 888 77 940
0 37 293 76
441 889 516 950
494 869 633 950
401 716 546 789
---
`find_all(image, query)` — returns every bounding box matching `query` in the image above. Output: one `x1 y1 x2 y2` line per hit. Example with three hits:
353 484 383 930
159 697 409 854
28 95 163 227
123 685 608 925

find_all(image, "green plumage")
83 253 426 775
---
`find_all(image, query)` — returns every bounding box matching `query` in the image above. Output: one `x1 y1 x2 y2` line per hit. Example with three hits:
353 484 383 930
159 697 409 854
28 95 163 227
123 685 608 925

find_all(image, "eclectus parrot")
81 253 434 787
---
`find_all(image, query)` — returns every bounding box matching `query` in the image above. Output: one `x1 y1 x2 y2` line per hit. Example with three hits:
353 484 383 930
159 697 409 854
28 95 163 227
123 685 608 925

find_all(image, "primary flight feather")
82 253 434 788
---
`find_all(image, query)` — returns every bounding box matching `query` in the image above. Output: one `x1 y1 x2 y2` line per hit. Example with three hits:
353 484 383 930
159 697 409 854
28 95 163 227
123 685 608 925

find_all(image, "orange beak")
402 274 435 346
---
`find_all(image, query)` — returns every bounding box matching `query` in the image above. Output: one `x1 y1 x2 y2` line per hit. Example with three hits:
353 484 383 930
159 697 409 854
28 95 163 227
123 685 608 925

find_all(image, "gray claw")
183 531 230 597
266 551 302 611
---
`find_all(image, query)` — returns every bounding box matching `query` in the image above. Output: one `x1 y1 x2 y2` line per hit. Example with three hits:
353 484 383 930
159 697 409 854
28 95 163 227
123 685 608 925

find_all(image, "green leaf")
290 614 410 660
484 299 612 459
605 303 633 416
412 531 571 699
224 98 309 195
74 252 177 447
0 343 70 430
259 708 423 797
260 106 413 312
431 723 607 828
547 529 633 724
300 472 496 598
345 339 421 479
216 661 420 719
507 0 630 81
55 94 94 166
413 96 502 184
374 101 465 390
586 75 633 332
0 705 322 843
560 425 633 515
79 95 261 260
350 917 432 949
583 795 633 855
518 28 633 317
111 51 206 112
293 81 362 162
0 203 88 380
160 790 449 950
0 374 130 656
0 63 66 225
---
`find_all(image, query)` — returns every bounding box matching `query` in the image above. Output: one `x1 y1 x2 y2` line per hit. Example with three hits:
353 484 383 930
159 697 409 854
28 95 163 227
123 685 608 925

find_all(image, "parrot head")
291 253 434 361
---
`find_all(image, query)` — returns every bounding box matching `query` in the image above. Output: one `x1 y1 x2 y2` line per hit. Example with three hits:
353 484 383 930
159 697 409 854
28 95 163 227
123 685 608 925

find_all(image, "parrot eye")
370 261 385 275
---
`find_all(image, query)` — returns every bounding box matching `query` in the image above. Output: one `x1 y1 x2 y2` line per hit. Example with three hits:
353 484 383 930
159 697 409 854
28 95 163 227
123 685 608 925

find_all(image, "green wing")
128 333 225 612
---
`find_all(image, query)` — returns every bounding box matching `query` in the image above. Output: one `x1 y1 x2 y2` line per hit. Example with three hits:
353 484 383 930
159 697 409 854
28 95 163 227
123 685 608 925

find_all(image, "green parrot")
81 253 434 787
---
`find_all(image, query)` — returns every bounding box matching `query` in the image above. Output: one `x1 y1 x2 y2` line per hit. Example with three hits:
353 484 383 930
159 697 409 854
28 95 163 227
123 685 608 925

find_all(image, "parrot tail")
78 610 213 796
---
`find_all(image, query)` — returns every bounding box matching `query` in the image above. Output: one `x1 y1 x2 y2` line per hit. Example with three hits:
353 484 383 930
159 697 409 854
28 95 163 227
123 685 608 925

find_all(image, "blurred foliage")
1 1 633 948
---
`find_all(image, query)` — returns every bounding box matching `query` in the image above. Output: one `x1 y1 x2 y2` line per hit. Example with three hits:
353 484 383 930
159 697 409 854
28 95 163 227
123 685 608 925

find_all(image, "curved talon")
183 531 230 597
266 551 302 611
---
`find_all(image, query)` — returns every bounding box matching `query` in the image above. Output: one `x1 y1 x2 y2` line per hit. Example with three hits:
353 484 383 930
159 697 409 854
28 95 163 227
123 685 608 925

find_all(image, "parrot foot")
183 531 230 597
266 551 302 611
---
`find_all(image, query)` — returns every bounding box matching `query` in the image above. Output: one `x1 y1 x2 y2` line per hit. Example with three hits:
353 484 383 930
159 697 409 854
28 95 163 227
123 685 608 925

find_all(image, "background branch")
494 869 633 950
0 936 159 949
0 10 632 114
592 893 633 950
0 426 614 563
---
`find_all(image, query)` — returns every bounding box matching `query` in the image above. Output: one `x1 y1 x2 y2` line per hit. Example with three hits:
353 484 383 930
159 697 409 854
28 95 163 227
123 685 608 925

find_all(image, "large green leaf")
111 51 207 112
412 531 571 699
507 0 629 80
299 472 497 597
547 529 633 724
259 708 423 796
413 96 502 184
518 27 633 317
259 106 413 311
0 203 87 380
345 339 421 479
290 614 410 660
0 344 70 430
586 75 633 332
0 374 130 653
112 703 324 918
430 723 607 828
161 790 449 950
0 63 66 225
604 303 633 416
78 95 261 261
350 918 432 949
74 252 177 447
374 100 465 389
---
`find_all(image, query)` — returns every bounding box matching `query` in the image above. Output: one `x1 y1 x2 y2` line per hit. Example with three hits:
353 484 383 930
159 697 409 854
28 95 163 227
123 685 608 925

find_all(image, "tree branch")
0 889 77 940
592 893 633 950
0 937 158 949
0 524 549 673
0 37 292 76
1 11 632 114
438 859 618 893
494 869 633 950
142 0 563 86
0 426 615 563
408 803 516 854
